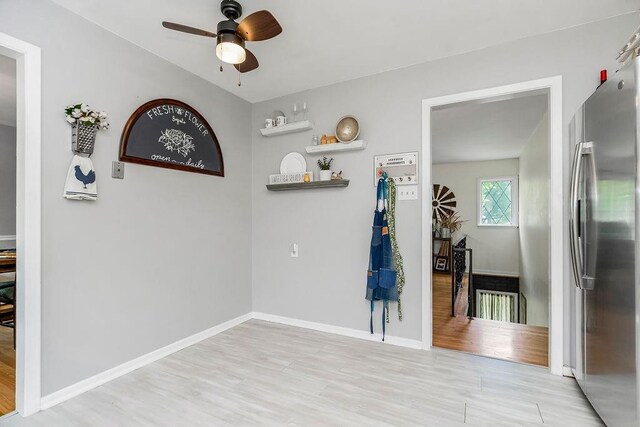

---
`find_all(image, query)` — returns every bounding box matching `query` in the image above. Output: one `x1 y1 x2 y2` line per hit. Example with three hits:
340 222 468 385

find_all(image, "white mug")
276 115 287 126
265 118 275 128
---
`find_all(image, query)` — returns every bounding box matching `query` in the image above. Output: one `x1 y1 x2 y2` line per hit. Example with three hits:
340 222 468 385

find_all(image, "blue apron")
366 178 398 340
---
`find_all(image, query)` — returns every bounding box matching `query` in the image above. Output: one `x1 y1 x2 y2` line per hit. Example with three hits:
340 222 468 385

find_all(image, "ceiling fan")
162 0 282 75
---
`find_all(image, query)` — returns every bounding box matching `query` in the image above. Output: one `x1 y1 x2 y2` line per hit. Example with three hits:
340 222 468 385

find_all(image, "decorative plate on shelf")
280 152 307 174
335 115 360 143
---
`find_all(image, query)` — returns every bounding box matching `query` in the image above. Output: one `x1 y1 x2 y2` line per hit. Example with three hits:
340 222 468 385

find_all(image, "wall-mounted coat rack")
373 152 418 186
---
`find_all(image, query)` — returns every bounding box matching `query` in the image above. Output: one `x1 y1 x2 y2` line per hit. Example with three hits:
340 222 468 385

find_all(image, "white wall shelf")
260 120 314 137
305 140 367 154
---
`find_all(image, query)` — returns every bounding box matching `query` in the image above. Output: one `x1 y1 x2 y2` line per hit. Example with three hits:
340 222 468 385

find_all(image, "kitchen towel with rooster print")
63 155 97 200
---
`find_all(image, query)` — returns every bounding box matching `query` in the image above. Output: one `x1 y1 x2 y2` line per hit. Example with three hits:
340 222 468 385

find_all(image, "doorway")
0 52 17 415
0 32 42 417
421 77 564 375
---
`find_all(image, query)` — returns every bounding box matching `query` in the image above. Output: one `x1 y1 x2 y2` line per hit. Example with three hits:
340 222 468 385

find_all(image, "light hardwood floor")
433 272 549 367
3 319 599 426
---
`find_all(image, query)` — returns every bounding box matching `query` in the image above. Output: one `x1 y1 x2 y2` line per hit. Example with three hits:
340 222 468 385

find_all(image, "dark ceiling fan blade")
234 49 259 73
236 11 282 41
162 21 217 38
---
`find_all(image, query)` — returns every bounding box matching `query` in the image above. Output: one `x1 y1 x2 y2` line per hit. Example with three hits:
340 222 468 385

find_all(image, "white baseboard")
40 312 253 410
0 235 16 241
39 311 422 412
251 312 423 350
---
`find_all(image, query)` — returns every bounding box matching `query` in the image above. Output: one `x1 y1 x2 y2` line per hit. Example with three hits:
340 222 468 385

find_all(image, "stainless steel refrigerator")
570 56 640 427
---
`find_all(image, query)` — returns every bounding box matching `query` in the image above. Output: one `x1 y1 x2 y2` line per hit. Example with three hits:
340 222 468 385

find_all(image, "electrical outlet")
112 161 125 179
290 243 299 258
397 185 418 201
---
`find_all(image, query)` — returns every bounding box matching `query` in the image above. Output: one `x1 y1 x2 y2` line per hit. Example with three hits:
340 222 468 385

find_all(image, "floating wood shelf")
260 120 314 137
266 179 350 191
305 140 367 154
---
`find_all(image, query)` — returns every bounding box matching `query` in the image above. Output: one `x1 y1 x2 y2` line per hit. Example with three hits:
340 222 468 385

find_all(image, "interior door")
583 59 638 426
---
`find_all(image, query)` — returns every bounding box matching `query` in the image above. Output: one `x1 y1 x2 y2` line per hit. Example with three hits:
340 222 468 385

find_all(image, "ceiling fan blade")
162 21 217 38
237 10 282 41
234 49 259 73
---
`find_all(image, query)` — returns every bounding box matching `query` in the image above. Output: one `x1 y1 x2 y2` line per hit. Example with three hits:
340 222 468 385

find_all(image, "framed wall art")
434 256 448 271
119 99 224 176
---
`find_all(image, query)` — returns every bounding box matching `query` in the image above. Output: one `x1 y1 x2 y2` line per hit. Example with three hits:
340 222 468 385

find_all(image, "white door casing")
421 76 564 375
0 31 42 416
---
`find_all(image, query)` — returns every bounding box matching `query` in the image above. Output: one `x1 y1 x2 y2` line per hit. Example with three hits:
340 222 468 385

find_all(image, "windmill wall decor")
432 184 457 221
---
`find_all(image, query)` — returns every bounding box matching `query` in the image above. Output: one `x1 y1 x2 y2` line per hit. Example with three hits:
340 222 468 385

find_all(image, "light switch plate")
112 161 125 179
397 185 418 200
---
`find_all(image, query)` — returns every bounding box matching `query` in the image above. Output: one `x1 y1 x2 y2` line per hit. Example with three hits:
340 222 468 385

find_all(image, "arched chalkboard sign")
119 99 224 177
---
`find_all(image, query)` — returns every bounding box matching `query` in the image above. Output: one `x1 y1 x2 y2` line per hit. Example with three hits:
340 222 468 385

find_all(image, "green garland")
387 179 406 321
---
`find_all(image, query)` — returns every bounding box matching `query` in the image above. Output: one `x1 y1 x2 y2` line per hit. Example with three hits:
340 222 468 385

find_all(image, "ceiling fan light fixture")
163 1 283 75
216 33 246 64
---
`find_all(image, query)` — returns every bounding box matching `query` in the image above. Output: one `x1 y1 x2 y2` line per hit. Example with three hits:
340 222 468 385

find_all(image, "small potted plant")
439 211 465 238
64 103 109 155
317 156 333 181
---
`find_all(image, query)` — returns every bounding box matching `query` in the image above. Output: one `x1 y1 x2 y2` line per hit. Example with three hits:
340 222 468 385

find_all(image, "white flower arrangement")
64 103 109 130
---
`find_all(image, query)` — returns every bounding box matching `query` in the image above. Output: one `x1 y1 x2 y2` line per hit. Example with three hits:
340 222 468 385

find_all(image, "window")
476 290 518 323
477 176 518 227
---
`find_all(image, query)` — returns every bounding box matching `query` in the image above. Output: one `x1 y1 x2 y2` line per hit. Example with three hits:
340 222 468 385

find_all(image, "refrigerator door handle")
570 141 592 289
569 142 583 288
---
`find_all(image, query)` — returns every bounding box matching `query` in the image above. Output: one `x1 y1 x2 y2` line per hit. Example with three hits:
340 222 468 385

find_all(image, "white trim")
0 32 42 416
422 76 564 375
0 235 16 241
252 312 423 350
40 313 253 410
562 366 575 378
477 175 519 227
548 77 564 376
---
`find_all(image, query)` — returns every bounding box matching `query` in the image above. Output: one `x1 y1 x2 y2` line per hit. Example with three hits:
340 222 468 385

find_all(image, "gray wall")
0 124 16 247
519 112 550 327
0 0 252 395
0 0 635 396
433 159 520 276
251 13 638 365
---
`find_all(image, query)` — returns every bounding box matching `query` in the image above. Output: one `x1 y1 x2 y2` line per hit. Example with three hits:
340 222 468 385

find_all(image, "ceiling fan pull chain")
238 68 242 86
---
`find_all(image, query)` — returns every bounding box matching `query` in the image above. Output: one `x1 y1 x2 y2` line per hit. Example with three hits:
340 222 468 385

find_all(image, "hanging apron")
366 178 398 340
387 178 406 321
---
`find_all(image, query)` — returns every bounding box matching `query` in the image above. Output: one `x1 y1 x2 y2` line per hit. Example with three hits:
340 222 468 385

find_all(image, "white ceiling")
432 93 548 164
0 54 16 127
51 0 637 102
